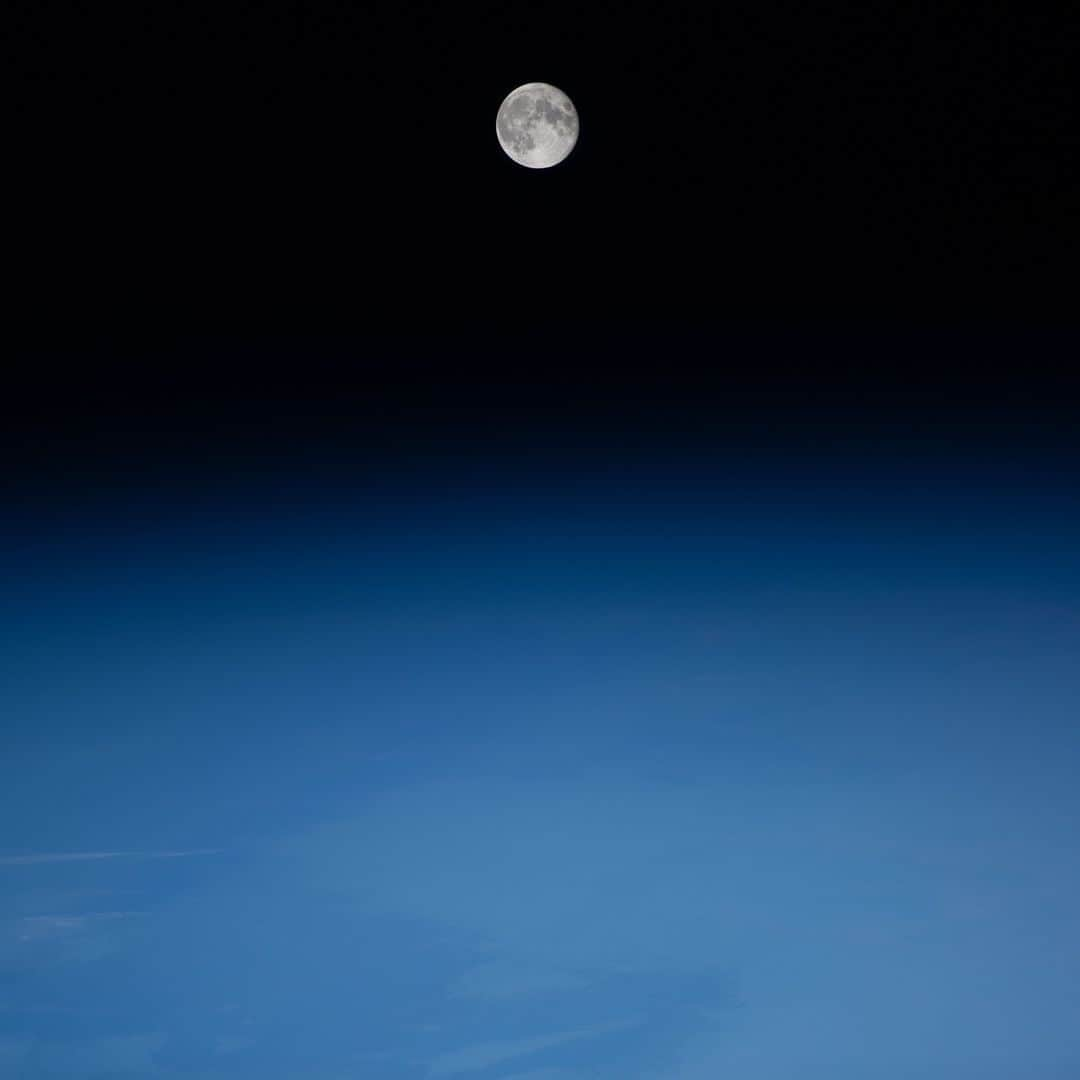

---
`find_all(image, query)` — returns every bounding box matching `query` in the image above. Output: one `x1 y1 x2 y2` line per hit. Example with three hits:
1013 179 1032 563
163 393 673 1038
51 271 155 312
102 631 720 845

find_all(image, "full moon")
496 83 579 169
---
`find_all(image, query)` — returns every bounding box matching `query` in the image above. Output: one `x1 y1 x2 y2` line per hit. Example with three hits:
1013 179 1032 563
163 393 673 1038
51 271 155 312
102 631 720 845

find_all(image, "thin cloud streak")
0 849 223 866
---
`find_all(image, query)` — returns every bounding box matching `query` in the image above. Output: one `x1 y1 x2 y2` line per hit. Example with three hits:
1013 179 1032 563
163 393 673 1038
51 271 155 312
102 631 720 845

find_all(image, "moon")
496 83 579 169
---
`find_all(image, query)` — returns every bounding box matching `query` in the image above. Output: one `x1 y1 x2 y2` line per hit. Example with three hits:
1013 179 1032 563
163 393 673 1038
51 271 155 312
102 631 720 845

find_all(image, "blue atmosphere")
3 424 1080 1078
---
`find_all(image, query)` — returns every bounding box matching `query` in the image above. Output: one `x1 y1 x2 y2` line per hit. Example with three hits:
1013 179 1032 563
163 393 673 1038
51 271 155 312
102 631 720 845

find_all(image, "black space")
6 0 1079 509
10 0 1077 328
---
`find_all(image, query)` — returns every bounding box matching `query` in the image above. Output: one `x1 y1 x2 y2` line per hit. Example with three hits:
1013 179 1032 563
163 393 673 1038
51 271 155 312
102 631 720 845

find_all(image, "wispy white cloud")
14 911 141 942
213 1035 257 1055
19 912 139 925
425 1020 638 1077
500 1071 590 1080
0 849 222 866
32 1032 167 1074
447 959 590 1000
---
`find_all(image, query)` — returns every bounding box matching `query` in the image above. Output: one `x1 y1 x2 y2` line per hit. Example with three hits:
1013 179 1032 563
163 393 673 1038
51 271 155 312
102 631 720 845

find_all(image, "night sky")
7 2 1080 1078
10 0 1075 321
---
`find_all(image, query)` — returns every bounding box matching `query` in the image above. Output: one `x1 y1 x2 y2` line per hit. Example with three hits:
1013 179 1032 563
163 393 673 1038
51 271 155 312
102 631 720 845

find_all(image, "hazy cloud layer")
4 498 1079 1076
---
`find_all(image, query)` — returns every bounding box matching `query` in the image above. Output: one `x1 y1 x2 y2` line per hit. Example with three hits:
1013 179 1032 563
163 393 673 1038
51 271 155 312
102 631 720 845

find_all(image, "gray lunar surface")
496 82 579 169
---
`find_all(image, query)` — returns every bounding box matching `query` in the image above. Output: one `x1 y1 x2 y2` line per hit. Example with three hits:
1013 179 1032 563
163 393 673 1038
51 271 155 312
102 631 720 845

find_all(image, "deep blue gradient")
3 333 1079 1078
